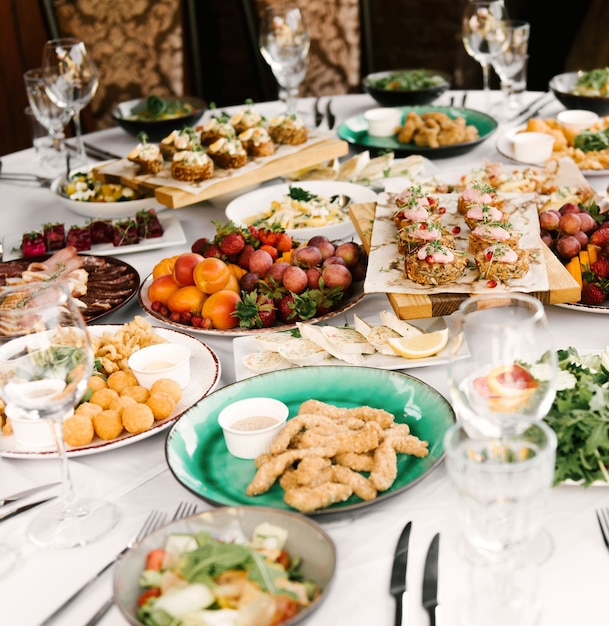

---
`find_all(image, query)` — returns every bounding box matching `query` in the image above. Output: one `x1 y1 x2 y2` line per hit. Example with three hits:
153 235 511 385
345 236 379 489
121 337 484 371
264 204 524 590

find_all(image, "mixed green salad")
543 346 609 486
367 69 447 92
135 522 320 626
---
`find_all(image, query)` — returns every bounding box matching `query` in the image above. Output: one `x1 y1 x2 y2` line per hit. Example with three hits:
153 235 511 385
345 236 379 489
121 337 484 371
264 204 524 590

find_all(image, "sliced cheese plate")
92 136 349 209
350 202 581 320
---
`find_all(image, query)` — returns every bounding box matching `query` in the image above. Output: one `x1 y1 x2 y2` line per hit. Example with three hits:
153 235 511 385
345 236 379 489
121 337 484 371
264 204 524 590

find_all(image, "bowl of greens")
113 506 336 626
550 69 609 116
363 68 451 107
112 95 207 141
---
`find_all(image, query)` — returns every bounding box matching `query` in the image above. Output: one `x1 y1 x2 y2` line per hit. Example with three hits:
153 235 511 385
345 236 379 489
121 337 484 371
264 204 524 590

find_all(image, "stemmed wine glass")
259 4 310 116
23 68 72 169
462 0 509 107
41 38 99 167
0 283 119 549
447 293 558 438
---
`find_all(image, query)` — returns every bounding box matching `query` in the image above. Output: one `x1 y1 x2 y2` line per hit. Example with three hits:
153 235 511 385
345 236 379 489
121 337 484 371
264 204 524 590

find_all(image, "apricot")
201 289 241 329
167 285 207 314
193 257 231 294
152 255 179 280
173 252 204 286
148 274 180 305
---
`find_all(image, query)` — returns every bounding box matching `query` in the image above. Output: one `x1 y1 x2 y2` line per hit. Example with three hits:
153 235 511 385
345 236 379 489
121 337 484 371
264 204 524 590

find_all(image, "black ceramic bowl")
111 95 207 141
549 71 609 116
363 69 451 107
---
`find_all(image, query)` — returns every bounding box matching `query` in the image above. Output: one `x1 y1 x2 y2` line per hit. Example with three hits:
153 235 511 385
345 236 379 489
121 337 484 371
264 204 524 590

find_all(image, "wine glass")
447 293 558 438
259 4 310 116
462 0 509 106
444 419 557 626
0 283 119 549
23 67 71 170
41 38 99 167
490 20 531 117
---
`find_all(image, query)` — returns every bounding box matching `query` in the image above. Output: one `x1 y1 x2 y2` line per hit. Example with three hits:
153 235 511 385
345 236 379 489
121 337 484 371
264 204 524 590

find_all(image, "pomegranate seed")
486 280 498 288
438 207 446 214
452 226 461 234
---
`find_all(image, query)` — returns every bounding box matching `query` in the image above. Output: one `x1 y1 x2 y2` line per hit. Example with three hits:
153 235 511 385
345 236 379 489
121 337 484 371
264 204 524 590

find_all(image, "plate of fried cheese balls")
0 318 221 458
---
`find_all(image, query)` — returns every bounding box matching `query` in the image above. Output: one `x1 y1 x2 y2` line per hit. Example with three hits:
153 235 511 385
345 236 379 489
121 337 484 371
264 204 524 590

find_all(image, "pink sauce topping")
466 204 502 222
417 245 454 263
473 224 510 241
461 188 494 204
484 245 518 263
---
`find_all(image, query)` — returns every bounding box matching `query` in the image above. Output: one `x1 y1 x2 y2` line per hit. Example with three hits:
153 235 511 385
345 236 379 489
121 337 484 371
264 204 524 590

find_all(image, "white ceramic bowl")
50 164 165 219
512 131 555 164
364 107 403 137
218 397 288 459
127 343 191 389
5 404 67 451
556 109 599 132
225 180 377 243
114 507 336 626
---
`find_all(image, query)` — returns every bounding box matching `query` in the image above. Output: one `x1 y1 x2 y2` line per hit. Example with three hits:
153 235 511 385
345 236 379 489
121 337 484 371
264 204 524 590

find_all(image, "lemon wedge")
388 328 449 359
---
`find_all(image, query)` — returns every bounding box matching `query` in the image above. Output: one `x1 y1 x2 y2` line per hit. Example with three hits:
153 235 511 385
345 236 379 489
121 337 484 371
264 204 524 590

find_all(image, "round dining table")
1 90 607 626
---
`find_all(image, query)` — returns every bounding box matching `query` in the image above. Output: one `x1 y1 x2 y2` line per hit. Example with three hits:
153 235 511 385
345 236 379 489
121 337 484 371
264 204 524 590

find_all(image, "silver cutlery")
326 98 336 130
66 141 122 161
85 501 200 626
0 172 56 187
422 533 440 626
390 521 412 626
0 482 60 508
39 509 168 625
507 92 552 124
596 508 609 549
0 497 56 523
314 97 324 128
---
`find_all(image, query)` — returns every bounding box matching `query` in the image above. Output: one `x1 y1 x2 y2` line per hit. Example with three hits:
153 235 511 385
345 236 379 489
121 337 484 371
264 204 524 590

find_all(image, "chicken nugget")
283 482 353 513
63 414 95 447
106 370 138 393
146 392 176 420
75 401 103 418
120 385 150 403
333 451 375 472
247 449 304 496
270 414 335 454
298 421 379 454
390 433 429 457
298 400 394 428
279 463 334 491
150 378 182 403
122 403 154 434
89 388 120 410
331 465 377 500
92 409 124 440
369 440 398 491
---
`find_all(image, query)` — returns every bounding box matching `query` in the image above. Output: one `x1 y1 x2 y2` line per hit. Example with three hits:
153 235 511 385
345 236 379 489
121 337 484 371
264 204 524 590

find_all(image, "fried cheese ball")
75 402 103 418
146 392 176 421
92 409 124 440
87 375 108 393
122 403 154 434
63 414 95 447
107 370 139 394
90 388 120 410
120 385 150 403
109 395 137 415
150 379 182 403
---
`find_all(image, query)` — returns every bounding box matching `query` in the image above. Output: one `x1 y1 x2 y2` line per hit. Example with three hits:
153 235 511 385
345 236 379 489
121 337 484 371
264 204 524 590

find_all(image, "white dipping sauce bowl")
556 109 599 132
218 397 289 459
127 343 191 389
512 131 555 164
5 405 65 451
364 107 403 137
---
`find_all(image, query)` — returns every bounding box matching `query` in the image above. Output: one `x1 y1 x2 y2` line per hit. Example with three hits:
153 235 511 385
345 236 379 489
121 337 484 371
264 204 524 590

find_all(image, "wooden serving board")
350 202 582 320
93 138 348 209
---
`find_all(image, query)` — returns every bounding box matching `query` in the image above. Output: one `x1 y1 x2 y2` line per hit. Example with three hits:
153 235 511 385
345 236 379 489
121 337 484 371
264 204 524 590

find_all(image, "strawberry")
590 259 609 279
581 282 607 305
219 232 246 256
277 292 317 322
21 231 46 257
237 244 256 270
259 243 279 261
234 291 277 328
590 228 609 246
203 243 223 258
276 232 293 253
43 223 65 251
191 237 210 255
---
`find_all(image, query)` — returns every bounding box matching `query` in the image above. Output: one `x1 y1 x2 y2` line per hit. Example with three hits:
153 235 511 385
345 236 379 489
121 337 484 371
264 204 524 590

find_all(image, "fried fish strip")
298 400 395 428
331 465 377 500
333 451 375 472
369 440 398 492
270 414 335 454
279 460 334 491
296 421 380 454
283 482 353 513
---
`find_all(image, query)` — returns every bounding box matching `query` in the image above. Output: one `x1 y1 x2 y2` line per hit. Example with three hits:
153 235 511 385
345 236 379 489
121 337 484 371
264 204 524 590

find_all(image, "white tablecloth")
1 91 608 626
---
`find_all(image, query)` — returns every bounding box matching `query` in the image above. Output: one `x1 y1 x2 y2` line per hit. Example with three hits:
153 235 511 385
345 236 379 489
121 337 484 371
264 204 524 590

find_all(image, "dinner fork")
85 501 200 626
40 509 168 625
596 508 609 549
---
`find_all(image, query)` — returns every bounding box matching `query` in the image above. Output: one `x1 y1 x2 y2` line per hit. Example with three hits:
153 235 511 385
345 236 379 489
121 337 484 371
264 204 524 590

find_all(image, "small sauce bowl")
5 405 62 451
556 109 599 132
127 343 191 389
364 107 402 137
218 397 289 459
512 131 555 164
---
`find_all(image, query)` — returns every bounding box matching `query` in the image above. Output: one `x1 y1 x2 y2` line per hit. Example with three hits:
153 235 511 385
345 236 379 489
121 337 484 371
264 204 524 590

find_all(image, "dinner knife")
507 92 551 123
326 99 336 130
390 521 412 626
314 97 324 127
0 482 60 508
422 533 440 626
0 497 56 523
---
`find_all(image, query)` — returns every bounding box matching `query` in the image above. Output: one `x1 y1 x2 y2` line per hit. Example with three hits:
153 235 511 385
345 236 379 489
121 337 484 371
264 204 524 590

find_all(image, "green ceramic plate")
165 366 455 516
337 106 498 158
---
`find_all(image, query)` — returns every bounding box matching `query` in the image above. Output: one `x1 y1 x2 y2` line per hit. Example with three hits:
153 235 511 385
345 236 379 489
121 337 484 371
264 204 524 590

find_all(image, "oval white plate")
0 326 221 458
225 180 377 241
